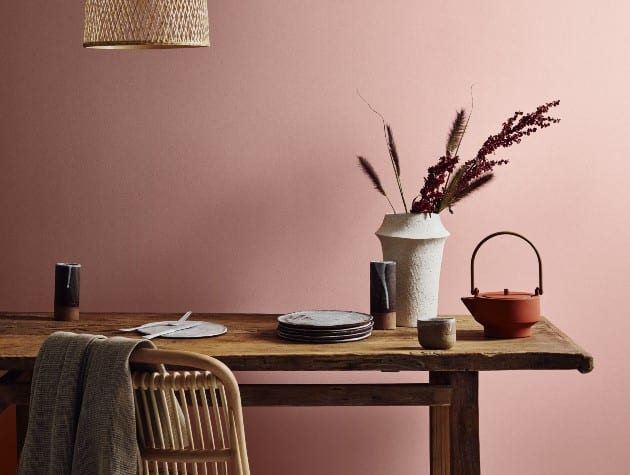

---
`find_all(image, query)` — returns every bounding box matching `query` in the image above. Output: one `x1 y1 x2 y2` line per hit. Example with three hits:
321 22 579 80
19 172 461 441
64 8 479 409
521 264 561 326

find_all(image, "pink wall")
1 1 627 473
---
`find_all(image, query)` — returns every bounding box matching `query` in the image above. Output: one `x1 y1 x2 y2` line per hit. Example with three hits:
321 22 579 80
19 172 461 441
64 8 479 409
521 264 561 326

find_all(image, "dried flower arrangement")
358 100 560 214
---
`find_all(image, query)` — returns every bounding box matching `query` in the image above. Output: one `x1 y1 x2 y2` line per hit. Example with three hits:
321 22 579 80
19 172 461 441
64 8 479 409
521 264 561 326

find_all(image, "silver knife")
142 321 202 340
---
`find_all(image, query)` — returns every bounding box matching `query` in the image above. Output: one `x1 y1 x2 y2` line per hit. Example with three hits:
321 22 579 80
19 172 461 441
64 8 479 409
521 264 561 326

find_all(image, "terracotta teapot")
461 231 543 338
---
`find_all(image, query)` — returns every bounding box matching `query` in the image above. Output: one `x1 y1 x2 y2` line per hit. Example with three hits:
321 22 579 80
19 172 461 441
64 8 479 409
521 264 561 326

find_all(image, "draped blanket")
18 332 155 475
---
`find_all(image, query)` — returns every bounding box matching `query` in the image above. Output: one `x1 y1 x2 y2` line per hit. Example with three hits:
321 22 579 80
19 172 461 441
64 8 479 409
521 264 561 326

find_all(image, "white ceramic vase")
376 213 449 327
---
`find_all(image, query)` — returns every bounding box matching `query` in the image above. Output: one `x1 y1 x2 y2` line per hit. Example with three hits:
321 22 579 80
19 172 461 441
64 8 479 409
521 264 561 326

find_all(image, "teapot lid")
478 289 539 300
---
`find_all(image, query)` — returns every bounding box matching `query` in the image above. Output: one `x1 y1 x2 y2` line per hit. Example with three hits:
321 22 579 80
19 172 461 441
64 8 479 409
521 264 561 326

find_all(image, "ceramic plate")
138 321 227 339
277 329 372 343
277 322 373 336
277 311 373 329
277 329 372 341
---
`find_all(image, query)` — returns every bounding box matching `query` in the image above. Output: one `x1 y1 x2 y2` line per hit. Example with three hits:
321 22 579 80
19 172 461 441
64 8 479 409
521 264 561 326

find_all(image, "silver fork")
142 321 202 340
119 311 192 332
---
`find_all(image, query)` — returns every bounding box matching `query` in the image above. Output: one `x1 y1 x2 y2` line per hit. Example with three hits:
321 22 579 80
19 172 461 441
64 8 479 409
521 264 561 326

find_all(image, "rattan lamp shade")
83 0 210 49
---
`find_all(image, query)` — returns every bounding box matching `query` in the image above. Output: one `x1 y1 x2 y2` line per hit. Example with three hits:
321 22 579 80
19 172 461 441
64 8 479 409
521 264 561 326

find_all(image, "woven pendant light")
83 0 210 49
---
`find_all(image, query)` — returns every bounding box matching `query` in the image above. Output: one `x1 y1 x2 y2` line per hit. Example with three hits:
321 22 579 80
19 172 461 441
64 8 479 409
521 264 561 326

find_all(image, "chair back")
130 348 250 475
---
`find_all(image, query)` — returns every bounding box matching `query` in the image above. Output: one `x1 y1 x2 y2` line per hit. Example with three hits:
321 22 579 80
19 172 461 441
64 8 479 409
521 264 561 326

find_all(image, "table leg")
430 403 450 475
430 371 480 475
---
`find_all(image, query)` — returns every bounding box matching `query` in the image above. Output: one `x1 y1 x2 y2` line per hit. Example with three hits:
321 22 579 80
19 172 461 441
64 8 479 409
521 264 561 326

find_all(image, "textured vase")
376 213 449 327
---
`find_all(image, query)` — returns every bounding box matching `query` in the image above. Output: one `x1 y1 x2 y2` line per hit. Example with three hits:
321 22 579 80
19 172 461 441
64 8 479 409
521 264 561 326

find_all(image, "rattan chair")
130 349 250 475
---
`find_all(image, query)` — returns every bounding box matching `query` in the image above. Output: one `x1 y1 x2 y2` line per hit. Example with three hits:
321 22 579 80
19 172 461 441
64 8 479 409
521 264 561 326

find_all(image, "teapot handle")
470 231 543 296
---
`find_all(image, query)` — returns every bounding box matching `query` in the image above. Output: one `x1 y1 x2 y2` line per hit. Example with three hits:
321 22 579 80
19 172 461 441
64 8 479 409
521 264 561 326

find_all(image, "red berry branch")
411 100 561 214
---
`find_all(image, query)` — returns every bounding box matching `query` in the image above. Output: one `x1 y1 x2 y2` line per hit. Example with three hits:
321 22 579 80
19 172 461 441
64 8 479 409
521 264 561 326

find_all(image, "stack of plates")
277 310 373 343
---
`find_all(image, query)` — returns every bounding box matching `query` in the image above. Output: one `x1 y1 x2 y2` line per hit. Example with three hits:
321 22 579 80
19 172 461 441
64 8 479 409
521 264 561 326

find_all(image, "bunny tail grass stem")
385 195 396 214
358 156 397 213
447 172 494 212
385 124 408 213
356 90 408 212
446 109 467 158
453 86 474 158
443 87 475 193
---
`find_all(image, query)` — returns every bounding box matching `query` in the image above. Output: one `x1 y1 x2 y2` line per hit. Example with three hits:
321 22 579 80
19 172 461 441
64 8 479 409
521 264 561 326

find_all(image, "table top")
0 313 593 373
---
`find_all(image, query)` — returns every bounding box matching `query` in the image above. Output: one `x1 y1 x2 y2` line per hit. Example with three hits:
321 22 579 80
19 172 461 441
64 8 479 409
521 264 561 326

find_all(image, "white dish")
277 330 371 343
277 310 373 329
138 321 227 339
277 322 373 336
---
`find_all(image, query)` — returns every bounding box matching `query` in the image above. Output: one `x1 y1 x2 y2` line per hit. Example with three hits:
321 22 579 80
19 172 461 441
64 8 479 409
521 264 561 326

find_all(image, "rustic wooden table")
0 313 592 475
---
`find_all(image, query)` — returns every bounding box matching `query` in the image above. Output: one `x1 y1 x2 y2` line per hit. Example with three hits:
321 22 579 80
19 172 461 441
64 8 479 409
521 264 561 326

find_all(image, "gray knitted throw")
18 332 155 475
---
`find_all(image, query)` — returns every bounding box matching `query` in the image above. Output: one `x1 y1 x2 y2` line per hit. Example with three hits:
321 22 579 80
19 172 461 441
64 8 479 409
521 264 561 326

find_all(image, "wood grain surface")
0 313 593 373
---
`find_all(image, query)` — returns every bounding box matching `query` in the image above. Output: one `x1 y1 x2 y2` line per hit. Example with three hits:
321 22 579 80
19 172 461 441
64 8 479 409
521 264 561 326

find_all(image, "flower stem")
384 124 408 212
441 87 475 209
385 194 397 214
357 90 409 212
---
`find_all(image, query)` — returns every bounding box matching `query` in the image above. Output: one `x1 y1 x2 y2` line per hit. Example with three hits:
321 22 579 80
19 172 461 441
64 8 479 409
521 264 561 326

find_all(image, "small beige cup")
417 317 456 349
